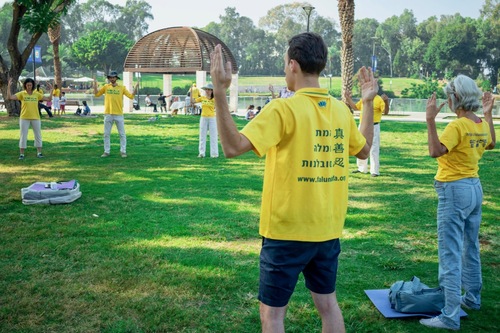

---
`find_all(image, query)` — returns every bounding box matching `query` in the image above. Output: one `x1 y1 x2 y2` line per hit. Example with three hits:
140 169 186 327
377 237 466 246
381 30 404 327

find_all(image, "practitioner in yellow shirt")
344 91 390 176
94 71 138 158
192 83 218 158
210 33 378 332
420 75 496 331
51 84 61 115
7 77 45 159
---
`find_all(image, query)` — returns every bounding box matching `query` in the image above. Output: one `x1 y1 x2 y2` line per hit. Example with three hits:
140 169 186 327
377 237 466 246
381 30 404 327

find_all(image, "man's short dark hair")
287 32 327 75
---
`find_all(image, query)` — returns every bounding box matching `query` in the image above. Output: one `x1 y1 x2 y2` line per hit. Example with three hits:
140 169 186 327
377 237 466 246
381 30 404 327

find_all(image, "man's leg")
370 124 381 175
260 303 286 333
115 116 127 154
311 291 345 333
103 115 113 154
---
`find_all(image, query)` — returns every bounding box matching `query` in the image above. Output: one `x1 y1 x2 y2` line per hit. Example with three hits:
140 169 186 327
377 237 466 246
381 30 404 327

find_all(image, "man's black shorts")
258 237 341 307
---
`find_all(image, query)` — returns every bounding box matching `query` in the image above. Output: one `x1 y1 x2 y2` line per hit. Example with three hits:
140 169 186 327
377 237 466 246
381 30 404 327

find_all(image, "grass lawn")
0 113 498 332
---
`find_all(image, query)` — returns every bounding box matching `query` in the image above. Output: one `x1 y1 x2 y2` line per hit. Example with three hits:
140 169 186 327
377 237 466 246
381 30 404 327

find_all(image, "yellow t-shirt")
15 91 42 120
95 84 134 115
435 117 492 182
52 88 61 98
356 94 386 123
241 88 366 242
191 86 200 99
195 96 215 117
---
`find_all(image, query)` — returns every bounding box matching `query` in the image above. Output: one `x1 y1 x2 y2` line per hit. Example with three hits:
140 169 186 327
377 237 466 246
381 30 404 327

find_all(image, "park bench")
64 100 80 110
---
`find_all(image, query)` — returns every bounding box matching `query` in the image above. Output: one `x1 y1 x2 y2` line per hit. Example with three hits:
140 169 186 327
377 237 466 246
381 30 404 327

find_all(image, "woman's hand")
482 92 495 121
426 92 446 121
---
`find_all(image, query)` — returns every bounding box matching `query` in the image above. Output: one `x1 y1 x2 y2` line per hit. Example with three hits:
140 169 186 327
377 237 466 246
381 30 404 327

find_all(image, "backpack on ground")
388 276 444 313
21 180 81 205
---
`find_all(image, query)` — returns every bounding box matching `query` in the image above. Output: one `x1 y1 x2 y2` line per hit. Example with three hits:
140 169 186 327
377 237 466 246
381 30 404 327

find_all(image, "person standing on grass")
60 91 67 115
7 77 45 160
344 90 390 177
192 83 218 158
94 71 138 158
51 83 61 115
210 33 378 333
420 75 496 331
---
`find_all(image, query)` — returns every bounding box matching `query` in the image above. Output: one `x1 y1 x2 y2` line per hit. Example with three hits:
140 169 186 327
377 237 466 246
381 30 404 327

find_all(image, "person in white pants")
345 92 390 177
94 71 138 158
193 83 219 158
7 77 45 159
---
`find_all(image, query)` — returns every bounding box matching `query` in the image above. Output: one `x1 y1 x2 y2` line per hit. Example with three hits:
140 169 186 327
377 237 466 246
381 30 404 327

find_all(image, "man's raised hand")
358 67 378 101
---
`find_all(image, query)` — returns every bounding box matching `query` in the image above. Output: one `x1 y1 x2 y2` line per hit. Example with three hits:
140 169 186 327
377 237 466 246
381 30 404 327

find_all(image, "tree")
48 24 62 88
424 15 481 78
352 18 379 72
0 0 75 117
338 0 356 103
477 0 500 87
71 29 134 75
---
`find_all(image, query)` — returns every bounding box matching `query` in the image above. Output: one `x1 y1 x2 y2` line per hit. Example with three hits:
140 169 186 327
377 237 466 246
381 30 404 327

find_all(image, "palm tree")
338 0 355 103
48 24 62 88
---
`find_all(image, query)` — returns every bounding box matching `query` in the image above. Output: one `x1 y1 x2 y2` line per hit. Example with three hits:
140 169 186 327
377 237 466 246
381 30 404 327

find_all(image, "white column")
163 74 172 109
123 71 134 112
229 73 239 113
196 71 207 93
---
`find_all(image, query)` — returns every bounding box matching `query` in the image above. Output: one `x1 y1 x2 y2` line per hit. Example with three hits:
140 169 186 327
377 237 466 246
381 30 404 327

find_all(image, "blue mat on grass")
364 289 468 318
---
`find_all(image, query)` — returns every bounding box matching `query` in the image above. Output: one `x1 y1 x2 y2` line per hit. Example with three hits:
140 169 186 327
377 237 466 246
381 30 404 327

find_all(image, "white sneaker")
420 317 458 330
198 154 204 158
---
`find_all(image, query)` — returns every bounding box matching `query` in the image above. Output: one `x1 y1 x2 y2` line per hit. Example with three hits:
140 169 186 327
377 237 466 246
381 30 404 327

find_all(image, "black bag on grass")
389 276 444 313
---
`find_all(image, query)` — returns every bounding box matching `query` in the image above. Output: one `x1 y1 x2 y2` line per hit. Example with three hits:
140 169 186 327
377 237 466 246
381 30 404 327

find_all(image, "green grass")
0 113 498 332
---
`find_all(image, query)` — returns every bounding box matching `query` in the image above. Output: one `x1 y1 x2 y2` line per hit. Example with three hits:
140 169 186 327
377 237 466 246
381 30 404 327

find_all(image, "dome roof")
124 27 238 74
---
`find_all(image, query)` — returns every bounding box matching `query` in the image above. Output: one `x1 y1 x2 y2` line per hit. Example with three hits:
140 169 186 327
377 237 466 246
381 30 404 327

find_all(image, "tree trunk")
48 25 62 88
338 0 355 104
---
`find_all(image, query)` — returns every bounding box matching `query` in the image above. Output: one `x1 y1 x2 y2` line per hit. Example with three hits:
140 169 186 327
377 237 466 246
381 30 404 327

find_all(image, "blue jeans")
435 178 483 329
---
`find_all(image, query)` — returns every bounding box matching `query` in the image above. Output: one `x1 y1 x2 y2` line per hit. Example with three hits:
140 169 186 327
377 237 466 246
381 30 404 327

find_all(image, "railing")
60 93 500 116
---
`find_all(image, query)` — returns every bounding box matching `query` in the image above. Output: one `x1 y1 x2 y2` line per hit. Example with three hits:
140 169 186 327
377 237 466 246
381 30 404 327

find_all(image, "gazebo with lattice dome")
121 27 239 112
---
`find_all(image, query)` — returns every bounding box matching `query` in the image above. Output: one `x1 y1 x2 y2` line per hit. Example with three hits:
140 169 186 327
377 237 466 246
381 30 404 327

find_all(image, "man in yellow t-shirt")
94 71 137 158
210 33 378 332
345 91 389 176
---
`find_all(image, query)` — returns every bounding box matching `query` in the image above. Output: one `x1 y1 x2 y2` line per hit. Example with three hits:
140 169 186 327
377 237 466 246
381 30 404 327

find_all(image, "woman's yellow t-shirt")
195 96 215 117
15 91 43 120
436 117 492 182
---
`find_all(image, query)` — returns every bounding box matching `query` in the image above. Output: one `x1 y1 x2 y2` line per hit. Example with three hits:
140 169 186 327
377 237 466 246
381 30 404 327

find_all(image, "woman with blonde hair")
421 75 496 330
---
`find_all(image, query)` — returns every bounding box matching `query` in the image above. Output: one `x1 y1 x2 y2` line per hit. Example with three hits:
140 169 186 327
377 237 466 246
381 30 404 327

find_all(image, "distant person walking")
7 77 46 159
420 75 496 331
94 71 138 158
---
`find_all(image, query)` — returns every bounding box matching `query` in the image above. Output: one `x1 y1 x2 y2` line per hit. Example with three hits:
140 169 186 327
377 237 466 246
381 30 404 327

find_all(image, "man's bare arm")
355 67 378 159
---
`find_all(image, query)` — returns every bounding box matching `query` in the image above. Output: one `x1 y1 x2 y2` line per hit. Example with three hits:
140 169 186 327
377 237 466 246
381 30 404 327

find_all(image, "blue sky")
112 0 485 33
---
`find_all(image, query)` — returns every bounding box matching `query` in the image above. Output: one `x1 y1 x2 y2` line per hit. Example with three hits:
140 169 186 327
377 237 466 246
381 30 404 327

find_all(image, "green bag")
389 276 444 313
